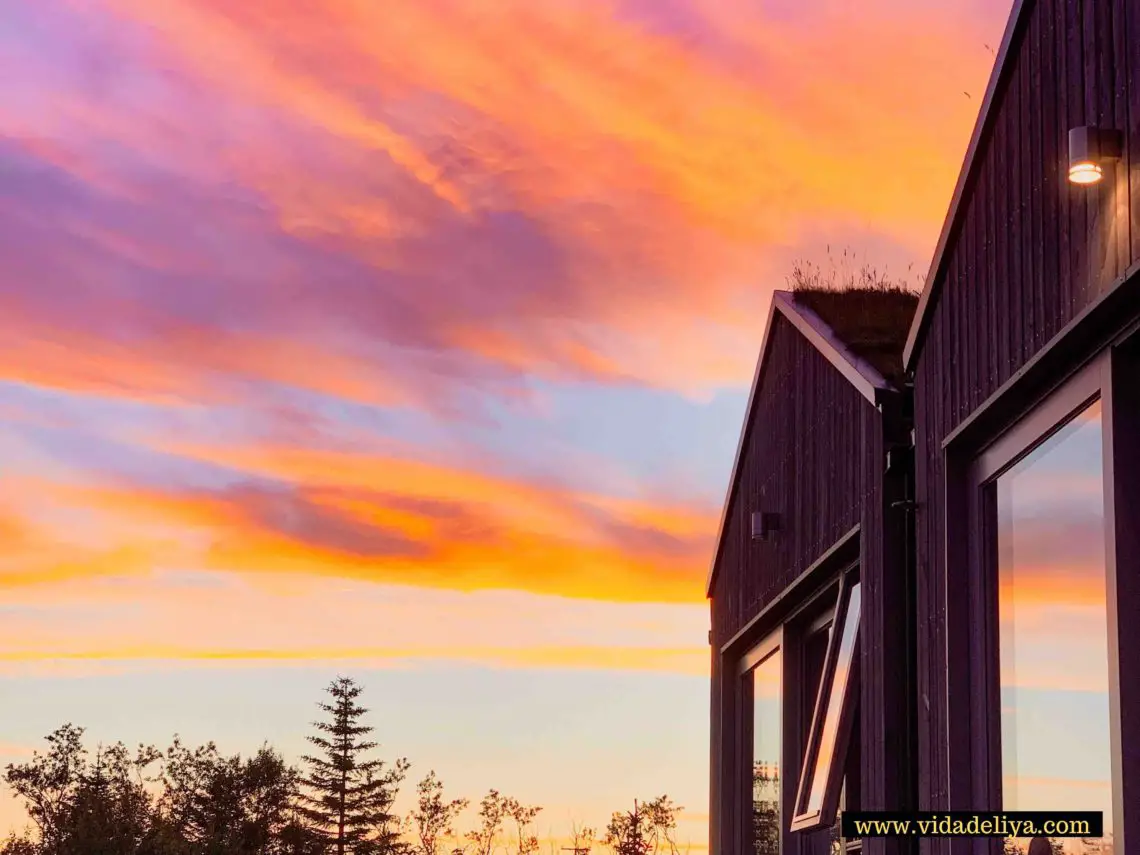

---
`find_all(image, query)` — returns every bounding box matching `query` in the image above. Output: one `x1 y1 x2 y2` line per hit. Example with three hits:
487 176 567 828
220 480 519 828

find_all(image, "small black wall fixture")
1068 126 1123 185
750 511 780 541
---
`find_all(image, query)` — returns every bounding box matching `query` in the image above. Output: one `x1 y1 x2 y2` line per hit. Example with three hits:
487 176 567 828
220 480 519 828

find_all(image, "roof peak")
705 289 917 597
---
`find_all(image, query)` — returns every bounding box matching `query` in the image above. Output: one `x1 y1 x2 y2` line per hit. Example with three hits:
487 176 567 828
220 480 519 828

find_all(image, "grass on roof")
787 259 921 385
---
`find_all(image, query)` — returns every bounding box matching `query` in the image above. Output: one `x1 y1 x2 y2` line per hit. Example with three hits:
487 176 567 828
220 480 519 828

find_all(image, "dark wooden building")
708 288 918 855
710 0 1140 854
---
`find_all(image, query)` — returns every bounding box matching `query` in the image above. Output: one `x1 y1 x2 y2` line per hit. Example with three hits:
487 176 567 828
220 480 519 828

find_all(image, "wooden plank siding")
710 312 914 855
710 313 876 644
910 1 1136 852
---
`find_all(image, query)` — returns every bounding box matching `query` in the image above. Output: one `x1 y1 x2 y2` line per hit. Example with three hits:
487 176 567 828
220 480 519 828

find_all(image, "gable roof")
705 289 916 598
902 0 1033 371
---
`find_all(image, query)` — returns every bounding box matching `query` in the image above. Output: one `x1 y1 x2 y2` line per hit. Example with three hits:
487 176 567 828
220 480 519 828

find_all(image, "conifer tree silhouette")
298 677 409 855
602 801 651 855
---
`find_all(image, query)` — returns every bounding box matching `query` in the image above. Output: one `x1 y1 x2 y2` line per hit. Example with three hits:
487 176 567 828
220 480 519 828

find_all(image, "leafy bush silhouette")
2 677 691 855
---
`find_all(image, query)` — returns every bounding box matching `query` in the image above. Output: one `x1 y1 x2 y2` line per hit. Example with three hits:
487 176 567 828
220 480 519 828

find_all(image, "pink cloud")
0 0 1007 409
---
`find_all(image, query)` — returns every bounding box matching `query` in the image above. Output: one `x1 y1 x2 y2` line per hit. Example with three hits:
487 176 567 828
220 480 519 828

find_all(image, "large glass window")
996 400 1113 855
751 649 782 855
736 567 862 855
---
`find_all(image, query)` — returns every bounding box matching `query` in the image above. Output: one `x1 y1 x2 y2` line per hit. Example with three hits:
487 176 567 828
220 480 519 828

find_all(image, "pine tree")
298 677 410 855
602 801 651 855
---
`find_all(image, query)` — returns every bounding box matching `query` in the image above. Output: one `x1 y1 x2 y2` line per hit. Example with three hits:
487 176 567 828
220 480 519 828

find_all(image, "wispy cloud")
0 647 709 677
0 0 1012 840
0 0 1003 408
0 567 709 675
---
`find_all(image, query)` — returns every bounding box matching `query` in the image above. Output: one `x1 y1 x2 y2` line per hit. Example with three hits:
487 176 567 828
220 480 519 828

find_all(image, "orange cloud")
152 0 982 244
998 571 1107 609
0 305 426 408
0 498 170 589
10 437 717 604
0 316 209 406
0 561 710 675
0 646 708 676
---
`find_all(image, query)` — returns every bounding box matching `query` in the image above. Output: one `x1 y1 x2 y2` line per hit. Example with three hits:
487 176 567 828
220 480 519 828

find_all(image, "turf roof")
791 285 919 386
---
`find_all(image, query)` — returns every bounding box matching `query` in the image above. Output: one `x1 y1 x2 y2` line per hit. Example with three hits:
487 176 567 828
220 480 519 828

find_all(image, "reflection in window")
831 712 861 855
803 620 838 855
807 583 861 815
997 400 1113 855
752 650 781 855
793 576 861 832
803 624 831 713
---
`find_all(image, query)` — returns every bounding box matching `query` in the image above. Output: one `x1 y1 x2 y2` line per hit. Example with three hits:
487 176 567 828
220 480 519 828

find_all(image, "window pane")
805 581 861 814
804 623 831 711
997 400 1113 855
752 651 781 855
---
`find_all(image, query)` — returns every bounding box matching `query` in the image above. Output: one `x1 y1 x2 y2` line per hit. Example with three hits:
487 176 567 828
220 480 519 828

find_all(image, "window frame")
720 528 862 855
739 630 783 678
738 629 785 855
943 342 1140 855
789 567 862 833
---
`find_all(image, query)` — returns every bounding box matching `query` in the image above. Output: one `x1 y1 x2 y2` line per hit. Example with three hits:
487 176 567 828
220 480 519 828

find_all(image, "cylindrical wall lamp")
751 511 780 542
1068 126 1123 185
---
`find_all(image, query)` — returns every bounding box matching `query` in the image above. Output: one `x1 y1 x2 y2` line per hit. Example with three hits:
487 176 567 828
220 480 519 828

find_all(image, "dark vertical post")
877 395 918 855
711 640 723 855
942 446 989 855
1103 339 1140 855
783 628 806 855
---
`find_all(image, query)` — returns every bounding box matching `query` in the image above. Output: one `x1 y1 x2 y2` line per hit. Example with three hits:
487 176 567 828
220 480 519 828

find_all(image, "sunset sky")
0 0 1011 843
998 404 1114 851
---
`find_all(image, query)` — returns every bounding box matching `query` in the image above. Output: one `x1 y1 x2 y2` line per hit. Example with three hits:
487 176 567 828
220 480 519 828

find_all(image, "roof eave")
775 292 897 407
705 294 781 598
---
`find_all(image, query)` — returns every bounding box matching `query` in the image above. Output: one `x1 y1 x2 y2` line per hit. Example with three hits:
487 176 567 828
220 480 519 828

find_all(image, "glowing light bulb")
1068 161 1104 185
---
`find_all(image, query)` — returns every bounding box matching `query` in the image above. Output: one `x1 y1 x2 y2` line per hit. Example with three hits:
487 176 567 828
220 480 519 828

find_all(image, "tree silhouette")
298 677 410 855
504 799 541 855
750 762 779 855
3 724 161 855
0 834 38 855
156 738 308 855
407 772 468 855
638 797 680 855
464 791 509 855
601 796 682 855
0 677 673 855
63 742 160 854
4 723 89 850
566 823 595 855
602 801 650 855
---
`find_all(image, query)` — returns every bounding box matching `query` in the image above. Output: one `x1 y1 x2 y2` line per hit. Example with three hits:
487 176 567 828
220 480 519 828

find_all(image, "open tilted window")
790 569 861 832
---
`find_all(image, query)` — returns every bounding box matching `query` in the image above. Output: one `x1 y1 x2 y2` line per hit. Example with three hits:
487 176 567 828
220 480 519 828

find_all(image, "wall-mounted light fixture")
1068 126 1123 185
751 511 780 542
